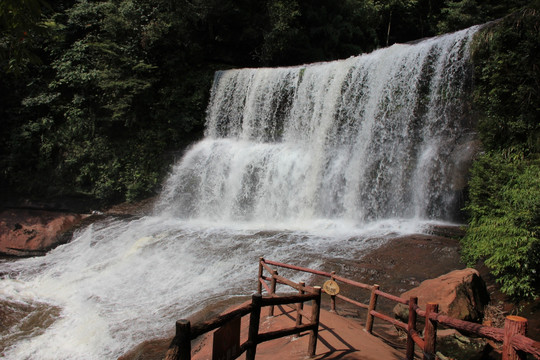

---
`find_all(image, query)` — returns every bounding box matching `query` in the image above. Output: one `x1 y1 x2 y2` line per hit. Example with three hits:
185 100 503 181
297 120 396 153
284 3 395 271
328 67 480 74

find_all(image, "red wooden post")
503 315 528 360
294 281 306 339
330 271 337 312
423 302 438 360
406 296 418 360
269 269 278 316
365 284 380 334
308 286 322 357
257 257 264 294
246 293 262 360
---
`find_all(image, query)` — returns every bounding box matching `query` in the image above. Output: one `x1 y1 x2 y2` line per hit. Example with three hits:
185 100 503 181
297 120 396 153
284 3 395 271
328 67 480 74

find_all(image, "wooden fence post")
269 269 278 316
164 319 191 360
365 284 380 334
308 286 322 357
423 302 438 360
176 319 191 360
246 293 262 360
406 296 418 360
503 315 528 360
294 281 306 339
330 271 337 312
257 257 264 295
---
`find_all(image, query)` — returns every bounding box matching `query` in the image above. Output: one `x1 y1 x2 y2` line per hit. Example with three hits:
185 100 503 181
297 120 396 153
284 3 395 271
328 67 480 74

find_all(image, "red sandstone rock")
0 209 85 256
394 268 490 323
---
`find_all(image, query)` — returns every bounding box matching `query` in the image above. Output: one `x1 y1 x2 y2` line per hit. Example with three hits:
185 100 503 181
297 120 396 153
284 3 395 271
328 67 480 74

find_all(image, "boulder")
436 328 494 360
393 268 490 323
0 209 86 256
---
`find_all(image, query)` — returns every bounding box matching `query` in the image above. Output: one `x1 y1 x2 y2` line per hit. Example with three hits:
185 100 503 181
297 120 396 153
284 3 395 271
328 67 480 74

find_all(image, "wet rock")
0 209 86 257
118 338 171 360
449 139 480 191
393 268 490 323
436 329 495 360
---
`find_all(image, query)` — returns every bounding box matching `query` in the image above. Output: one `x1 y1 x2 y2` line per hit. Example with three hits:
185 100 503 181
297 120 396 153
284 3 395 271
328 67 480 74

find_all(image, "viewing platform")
190 303 402 360
165 258 540 360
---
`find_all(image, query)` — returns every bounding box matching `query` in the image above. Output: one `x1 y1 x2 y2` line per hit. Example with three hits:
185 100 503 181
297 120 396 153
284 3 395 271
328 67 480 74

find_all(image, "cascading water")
157 27 477 223
0 26 478 359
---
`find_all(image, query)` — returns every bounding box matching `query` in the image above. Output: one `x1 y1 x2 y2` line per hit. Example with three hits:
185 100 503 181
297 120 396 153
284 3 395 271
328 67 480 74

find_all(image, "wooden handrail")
333 274 373 290
259 276 272 293
260 293 318 306
335 293 369 309
259 258 540 360
190 303 253 339
264 259 332 277
258 323 317 343
168 258 540 360
272 273 309 292
409 329 425 348
261 260 277 276
370 310 407 330
434 313 505 342
511 334 540 358
375 289 408 305
167 271 323 360
263 258 374 290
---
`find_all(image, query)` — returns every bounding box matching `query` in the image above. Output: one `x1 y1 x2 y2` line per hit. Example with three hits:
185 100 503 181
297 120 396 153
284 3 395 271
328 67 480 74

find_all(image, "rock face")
0 209 85 256
394 268 490 323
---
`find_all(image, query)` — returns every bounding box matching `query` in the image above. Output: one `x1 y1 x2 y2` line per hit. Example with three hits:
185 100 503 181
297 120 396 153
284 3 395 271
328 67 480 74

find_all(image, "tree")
438 0 530 33
0 0 52 72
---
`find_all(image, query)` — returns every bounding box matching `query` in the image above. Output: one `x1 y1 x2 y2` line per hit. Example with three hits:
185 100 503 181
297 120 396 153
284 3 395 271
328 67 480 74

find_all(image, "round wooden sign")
323 280 340 296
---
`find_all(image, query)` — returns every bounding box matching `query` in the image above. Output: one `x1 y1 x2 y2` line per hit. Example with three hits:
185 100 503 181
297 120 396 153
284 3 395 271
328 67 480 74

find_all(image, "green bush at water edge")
462 5 540 300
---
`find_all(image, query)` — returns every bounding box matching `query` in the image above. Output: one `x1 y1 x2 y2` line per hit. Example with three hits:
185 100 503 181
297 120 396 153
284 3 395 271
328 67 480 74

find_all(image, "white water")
1 26 478 359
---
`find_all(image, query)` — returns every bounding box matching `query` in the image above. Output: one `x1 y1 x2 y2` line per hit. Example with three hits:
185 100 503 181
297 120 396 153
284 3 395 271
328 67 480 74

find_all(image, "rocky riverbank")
0 198 155 257
0 209 87 257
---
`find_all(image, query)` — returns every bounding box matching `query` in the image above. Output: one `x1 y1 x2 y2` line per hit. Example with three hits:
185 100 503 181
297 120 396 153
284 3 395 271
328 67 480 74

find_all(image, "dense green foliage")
463 154 540 299
462 6 540 299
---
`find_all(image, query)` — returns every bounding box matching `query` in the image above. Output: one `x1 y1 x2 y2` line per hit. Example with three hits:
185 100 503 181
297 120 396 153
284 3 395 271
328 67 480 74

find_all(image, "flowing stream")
1 26 478 359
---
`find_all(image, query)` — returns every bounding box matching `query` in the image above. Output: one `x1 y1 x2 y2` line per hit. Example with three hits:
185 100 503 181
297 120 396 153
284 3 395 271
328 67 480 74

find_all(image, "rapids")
0 25 478 359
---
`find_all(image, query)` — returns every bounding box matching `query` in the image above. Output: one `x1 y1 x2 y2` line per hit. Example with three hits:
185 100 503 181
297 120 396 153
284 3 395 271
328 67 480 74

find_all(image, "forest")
0 0 539 299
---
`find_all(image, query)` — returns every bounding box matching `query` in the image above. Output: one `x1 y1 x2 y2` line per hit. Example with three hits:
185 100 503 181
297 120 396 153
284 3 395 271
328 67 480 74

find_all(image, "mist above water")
0 26 478 360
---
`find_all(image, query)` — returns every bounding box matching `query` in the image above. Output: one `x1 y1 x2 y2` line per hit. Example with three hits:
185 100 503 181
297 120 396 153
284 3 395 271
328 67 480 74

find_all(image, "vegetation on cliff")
462 6 540 300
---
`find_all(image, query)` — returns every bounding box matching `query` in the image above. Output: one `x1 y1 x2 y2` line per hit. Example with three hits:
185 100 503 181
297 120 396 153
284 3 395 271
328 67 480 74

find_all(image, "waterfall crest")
157 26 479 224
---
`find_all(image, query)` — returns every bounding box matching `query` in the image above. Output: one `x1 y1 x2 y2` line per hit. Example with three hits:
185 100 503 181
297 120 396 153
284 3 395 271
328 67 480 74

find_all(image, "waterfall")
0 26 479 360
157 26 478 225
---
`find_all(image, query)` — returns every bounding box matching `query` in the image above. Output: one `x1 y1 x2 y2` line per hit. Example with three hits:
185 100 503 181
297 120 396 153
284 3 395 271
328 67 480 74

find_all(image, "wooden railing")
165 271 322 360
258 257 540 360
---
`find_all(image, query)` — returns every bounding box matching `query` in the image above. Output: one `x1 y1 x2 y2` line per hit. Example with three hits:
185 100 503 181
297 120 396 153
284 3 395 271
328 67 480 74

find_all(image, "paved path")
191 304 404 360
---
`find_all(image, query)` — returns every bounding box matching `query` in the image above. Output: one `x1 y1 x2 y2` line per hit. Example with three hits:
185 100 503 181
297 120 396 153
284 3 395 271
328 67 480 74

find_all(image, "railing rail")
166 258 539 360
165 264 322 360
258 257 540 360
